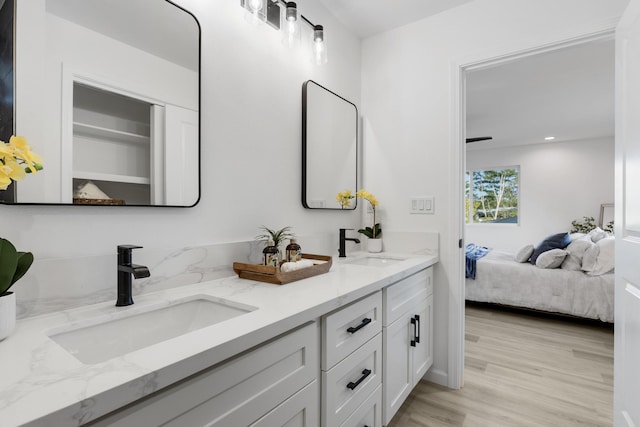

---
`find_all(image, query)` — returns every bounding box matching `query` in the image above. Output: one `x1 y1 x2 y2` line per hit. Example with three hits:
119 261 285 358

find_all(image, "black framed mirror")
1 0 200 206
302 80 358 210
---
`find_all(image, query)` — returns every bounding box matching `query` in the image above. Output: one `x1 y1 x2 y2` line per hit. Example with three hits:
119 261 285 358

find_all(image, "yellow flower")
336 189 355 208
356 189 378 207
0 141 15 160
0 157 26 190
8 136 43 173
0 135 44 190
355 189 381 239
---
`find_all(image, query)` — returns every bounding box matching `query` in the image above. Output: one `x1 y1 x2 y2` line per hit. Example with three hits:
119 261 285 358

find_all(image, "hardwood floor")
387 305 614 427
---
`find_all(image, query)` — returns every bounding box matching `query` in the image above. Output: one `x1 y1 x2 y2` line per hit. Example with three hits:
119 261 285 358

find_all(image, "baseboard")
423 368 448 387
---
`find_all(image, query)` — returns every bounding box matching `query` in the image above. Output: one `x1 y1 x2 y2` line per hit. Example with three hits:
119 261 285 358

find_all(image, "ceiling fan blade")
465 136 493 143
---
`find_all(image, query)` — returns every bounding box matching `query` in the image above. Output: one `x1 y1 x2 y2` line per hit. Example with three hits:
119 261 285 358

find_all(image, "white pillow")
561 237 595 271
569 232 586 241
587 236 615 276
587 227 608 243
536 249 567 269
514 244 534 263
581 244 600 272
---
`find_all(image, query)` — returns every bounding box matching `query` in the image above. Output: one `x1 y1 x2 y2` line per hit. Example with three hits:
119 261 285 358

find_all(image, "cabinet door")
410 295 433 385
382 317 412 425
250 380 319 427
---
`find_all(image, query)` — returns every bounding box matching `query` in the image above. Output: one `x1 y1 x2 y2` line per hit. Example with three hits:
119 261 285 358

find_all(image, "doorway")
450 30 616 389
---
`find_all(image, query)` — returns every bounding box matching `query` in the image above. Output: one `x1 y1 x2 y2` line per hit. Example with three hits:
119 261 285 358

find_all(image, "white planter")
367 238 383 253
0 292 16 341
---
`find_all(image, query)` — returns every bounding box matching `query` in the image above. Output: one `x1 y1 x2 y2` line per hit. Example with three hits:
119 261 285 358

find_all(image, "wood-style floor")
387 304 614 427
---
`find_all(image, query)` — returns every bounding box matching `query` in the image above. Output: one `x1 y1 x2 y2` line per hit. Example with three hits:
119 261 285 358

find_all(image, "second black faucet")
339 228 360 258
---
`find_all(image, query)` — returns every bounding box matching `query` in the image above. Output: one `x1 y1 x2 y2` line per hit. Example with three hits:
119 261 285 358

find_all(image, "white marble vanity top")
0 251 437 426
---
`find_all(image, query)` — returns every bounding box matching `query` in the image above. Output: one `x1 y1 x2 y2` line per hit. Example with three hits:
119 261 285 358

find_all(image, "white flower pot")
367 238 383 253
0 292 16 341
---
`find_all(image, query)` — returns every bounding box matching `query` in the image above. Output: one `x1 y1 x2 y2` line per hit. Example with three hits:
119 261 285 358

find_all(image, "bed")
465 249 615 322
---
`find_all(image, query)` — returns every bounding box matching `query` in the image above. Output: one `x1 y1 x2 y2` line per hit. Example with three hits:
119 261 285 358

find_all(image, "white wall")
361 0 628 387
466 138 615 252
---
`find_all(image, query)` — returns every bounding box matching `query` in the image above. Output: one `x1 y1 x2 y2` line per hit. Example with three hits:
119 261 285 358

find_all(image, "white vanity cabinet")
382 267 434 425
321 291 383 427
90 322 319 427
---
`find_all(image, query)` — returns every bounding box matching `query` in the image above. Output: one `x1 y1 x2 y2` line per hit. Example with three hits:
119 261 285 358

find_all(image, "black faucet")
116 245 150 306
339 228 361 258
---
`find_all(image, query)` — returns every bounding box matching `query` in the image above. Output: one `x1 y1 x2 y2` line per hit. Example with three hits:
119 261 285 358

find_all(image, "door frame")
448 28 616 389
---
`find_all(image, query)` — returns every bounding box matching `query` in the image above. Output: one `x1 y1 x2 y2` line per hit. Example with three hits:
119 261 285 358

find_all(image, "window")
466 167 519 224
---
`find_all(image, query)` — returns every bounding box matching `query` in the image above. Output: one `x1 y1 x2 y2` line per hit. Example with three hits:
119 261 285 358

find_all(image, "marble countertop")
0 252 438 426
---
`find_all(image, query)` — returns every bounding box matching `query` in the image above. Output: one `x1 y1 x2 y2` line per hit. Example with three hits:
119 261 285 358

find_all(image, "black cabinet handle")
410 317 417 347
414 314 421 344
347 368 372 390
347 318 372 334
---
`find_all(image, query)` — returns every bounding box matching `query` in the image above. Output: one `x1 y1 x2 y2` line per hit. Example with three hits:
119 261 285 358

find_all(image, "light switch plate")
410 197 434 214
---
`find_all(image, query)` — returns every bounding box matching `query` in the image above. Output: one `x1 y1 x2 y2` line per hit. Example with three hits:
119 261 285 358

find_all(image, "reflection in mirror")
4 0 200 206
302 80 357 210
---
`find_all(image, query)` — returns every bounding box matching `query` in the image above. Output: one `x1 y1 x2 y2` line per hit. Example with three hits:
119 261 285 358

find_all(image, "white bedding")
465 250 614 322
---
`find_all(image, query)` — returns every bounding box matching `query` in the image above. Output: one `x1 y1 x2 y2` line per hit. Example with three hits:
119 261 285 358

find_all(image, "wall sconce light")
282 2 301 48
311 24 327 65
240 0 327 65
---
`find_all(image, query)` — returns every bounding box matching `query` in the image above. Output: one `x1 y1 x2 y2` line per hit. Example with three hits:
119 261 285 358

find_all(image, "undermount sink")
345 257 406 267
48 296 256 364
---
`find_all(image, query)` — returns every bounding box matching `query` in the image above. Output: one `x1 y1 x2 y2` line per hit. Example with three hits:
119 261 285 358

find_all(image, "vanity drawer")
90 322 319 427
323 291 382 370
250 379 319 427
383 268 432 326
340 384 382 427
322 333 382 427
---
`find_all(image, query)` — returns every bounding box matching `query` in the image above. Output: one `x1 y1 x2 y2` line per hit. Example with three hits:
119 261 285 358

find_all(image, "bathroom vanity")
0 253 437 426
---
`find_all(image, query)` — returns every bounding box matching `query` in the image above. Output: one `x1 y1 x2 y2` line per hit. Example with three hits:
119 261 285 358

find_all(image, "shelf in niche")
73 122 150 145
73 171 150 185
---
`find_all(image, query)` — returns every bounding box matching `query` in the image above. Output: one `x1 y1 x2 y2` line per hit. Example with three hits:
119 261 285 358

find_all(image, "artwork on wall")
0 0 15 203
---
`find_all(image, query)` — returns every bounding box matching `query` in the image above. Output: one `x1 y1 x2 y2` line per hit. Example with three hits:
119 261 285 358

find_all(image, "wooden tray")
233 254 332 285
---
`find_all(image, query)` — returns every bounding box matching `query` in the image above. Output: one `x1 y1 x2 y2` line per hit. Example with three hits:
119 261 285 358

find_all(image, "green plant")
604 220 614 234
356 190 382 239
570 216 597 234
255 226 294 247
0 238 34 296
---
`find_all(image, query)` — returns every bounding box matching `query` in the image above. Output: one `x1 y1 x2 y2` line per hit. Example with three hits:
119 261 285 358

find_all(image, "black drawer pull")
414 314 421 344
410 317 417 347
347 368 372 390
347 317 372 334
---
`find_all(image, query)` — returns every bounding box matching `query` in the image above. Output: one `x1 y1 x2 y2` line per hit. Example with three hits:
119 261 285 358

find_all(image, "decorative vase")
368 238 383 253
0 292 16 341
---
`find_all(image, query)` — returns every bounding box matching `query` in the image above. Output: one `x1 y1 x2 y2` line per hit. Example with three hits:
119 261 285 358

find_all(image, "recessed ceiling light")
544 136 555 141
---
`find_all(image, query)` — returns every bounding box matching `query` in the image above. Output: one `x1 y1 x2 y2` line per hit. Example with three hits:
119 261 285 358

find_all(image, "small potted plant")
0 238 34 341
356 190 382 252
335 189 383 252
255 226 295 262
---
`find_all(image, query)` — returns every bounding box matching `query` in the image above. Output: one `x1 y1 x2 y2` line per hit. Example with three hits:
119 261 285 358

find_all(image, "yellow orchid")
0 135 44 191
8 136 43 173
336 189 355 209
356 189 382 239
